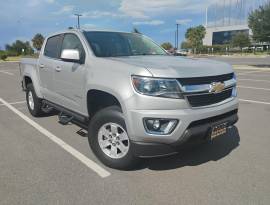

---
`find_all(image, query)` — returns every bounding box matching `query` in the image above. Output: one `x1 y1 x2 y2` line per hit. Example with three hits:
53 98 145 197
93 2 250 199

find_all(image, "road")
200 55 270 67
0 62 270 205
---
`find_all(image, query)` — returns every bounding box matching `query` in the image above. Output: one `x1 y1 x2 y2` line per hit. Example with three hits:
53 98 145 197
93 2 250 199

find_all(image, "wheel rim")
98 123 130 159
28 91 34 110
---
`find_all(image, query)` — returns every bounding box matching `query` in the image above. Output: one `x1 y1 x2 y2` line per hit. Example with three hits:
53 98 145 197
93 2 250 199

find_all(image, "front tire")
26 84 44 117
88 106 140 170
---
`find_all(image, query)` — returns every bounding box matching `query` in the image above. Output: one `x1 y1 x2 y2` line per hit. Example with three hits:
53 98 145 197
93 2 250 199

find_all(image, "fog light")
153 120 160 130
144 118 178 135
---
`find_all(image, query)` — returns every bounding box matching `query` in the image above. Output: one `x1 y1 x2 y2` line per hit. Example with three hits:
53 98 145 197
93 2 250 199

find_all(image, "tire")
88 106 140 170
26 84 44 117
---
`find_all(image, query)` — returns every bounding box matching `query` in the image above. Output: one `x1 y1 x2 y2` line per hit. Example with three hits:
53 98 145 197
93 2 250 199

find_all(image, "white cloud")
119 0 218 19
28 0 55 7
46 0 55 3
176 19 192 25
53 5 74 15
133 20 164 26
28 0 41 7
81 24 97 29
79 10 125 19
120 0 177 19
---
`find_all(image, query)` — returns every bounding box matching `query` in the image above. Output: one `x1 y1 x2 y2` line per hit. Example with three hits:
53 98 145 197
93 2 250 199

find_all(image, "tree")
132 27 141 34
161 42 173 50
5 40 34 56
231 32 251 49
181 41 192 49
32 33 45 51
185 25 206 53
248 2 270 43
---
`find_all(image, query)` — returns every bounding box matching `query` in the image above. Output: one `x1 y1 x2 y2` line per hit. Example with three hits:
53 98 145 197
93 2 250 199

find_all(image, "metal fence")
206 0 270 28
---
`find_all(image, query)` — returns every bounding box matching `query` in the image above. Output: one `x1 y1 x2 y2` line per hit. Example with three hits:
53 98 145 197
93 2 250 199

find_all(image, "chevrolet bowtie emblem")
209 82 225 93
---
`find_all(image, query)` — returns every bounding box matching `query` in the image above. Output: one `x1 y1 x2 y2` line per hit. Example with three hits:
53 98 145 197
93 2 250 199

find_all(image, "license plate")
211 122 228 139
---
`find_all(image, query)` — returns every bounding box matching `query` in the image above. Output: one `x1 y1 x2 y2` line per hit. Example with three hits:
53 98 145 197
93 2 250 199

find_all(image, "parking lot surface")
201 56 270 67
0 62 270 205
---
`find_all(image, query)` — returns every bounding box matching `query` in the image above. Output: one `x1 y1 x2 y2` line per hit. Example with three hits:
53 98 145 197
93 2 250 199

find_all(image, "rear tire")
88 106 140 170
26 84 44 117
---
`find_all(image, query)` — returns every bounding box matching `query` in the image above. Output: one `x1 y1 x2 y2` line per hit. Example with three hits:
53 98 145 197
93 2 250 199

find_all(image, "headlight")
233 72 237 80
132 76 183 99
232 73 237 97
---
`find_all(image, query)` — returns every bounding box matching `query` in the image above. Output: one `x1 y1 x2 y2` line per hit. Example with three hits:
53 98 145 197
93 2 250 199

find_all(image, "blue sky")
0 0 267 49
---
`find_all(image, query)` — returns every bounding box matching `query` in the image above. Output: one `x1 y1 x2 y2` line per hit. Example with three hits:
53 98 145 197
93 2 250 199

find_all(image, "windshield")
83 31 167 57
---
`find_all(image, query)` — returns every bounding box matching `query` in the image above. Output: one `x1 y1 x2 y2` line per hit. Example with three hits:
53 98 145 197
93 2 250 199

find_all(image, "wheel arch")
86 89 124 119
23 74 43 98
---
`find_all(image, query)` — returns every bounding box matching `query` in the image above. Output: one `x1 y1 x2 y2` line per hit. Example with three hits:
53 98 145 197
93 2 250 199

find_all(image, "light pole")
175 30 177 49
176 23 180 50
74 14 82 29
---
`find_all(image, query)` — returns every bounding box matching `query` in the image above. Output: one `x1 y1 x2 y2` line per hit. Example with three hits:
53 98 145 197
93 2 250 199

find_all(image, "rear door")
39 34 63 100
53 33 86 114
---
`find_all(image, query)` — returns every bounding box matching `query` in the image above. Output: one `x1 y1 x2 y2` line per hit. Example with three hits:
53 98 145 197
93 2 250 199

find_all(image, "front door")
53 33 86 114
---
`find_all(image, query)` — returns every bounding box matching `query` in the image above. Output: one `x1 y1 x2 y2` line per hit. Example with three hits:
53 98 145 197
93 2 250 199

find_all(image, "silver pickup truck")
20 29 238 169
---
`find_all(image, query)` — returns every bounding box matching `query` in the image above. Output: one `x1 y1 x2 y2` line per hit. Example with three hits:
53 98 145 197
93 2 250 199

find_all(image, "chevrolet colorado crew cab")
20 29 238 170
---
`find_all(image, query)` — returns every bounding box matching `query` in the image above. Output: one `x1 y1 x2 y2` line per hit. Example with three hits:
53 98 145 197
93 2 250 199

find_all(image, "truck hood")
109 55 233 78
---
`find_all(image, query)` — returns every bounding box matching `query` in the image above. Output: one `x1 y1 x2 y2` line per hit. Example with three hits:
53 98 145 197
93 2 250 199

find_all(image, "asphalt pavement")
0 61 270 205
201 55 270 67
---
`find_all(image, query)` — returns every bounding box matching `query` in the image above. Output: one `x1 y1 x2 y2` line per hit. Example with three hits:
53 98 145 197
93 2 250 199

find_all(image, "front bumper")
127 97 238 143
131 109 238 157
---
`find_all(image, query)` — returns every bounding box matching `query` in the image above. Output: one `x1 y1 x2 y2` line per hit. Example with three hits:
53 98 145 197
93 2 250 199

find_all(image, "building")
203 0 269 46
203 25 251 46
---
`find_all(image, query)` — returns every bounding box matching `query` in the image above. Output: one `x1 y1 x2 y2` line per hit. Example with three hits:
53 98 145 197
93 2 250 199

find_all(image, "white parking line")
0 101 26 107
238 78 270 83
0 70 14 75
239 99 270 105
237 86 270 91
0 98 111 178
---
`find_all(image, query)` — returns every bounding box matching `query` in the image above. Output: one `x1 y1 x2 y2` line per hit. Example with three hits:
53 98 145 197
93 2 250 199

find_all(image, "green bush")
6 50 18 57
1 54 7 61
0 51 8 61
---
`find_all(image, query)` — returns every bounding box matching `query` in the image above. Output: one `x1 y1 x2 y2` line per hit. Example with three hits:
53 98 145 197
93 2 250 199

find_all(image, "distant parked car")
174 49 188 56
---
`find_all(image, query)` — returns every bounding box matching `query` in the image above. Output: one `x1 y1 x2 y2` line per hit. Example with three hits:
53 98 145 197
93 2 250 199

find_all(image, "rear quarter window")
44 35 62 59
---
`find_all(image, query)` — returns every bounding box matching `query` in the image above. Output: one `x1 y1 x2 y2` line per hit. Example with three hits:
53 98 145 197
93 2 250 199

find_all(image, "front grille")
177 73 235 107
178 73 234 85
186 88 233 107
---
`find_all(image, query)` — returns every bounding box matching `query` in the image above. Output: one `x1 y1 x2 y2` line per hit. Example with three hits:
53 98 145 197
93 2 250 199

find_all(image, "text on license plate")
211 122 228 139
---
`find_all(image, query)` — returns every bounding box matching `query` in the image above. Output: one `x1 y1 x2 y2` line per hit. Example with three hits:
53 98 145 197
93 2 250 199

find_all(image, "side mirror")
60 49 80 62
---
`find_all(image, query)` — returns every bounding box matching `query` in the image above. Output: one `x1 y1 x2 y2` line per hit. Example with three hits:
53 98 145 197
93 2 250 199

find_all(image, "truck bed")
19 58 39 91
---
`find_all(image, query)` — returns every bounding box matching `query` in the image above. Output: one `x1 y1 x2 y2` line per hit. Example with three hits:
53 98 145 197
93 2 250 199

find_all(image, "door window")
44 35 63 59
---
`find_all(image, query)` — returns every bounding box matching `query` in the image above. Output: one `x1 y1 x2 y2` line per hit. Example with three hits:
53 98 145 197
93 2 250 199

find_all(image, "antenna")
74 14 82 29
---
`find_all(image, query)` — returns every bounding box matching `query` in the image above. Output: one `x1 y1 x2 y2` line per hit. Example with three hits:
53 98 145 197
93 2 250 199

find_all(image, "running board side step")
41 102 54 113
42 100 89 130
58 112 74 125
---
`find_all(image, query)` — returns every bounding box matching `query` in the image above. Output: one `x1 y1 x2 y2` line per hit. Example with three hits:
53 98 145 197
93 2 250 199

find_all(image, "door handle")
39 64 45 69
55 66 62 72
